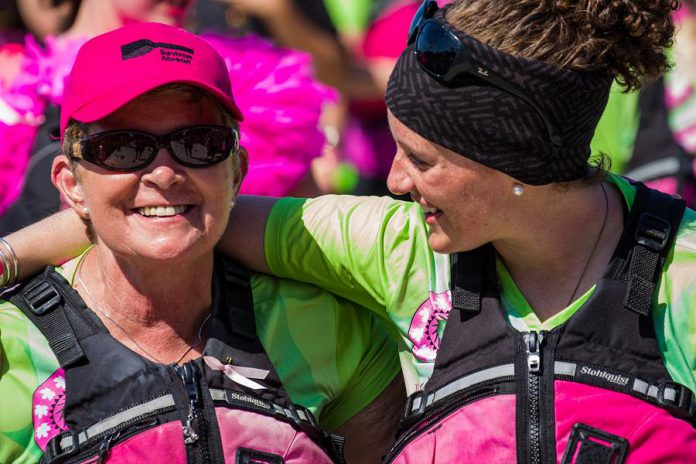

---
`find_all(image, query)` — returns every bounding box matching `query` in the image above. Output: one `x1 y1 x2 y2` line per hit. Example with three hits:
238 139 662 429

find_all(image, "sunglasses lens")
415 20 460 77
85 132 156 171
408 0 440 45
169 126 235 167
407 2 427 45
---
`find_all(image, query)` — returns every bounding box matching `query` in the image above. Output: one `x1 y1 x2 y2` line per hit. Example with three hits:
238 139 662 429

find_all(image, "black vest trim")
10 254 345 464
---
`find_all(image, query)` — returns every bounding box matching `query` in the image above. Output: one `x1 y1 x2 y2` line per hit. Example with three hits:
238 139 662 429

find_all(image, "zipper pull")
183 411 200 444
177 363 200 444
96 431 120 463
525 331 545 374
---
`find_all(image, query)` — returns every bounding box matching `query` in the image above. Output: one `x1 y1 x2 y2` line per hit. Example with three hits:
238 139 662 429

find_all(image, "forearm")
260 5 347 89
334 375 406 464
219 195 277 274
4 208 89 280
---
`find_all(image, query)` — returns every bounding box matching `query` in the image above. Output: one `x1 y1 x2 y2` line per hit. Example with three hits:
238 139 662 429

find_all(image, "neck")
492 181 623 321
76 246 215 363
64 1 126 38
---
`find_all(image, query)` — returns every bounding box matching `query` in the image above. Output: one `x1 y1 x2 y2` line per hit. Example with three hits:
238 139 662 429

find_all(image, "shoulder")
0 296 55 464
274 194 428 236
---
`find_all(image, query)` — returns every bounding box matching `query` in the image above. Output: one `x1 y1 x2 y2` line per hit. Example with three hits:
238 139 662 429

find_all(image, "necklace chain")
566 182 609 307
76 266 212 365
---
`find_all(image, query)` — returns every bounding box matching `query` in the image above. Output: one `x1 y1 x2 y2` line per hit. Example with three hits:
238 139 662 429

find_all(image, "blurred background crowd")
1 0 696 234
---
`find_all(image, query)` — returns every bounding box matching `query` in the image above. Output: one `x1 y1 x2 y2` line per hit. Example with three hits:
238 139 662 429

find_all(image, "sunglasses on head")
407 1 562 146
72 125 239 172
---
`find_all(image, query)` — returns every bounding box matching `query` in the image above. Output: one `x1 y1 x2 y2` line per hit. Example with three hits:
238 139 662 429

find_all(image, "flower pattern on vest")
32 368 67 450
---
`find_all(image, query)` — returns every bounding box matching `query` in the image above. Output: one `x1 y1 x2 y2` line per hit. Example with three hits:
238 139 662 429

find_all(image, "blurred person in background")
196 0 424 196
591 0 696 206
0 0 333 234
14 0 76 41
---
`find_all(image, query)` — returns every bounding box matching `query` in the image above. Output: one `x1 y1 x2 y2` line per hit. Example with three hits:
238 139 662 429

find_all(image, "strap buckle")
634 213 671 252
657 381 696 421
289 404 319 428
24 280 62 316
43 430 79 464
403 390 428 421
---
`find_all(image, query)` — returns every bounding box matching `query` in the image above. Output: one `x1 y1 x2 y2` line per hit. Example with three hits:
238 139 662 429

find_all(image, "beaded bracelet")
0 238 18 288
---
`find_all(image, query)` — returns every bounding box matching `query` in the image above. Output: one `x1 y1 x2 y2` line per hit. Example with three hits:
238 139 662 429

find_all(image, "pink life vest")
385 184 696 464
10 256 345 464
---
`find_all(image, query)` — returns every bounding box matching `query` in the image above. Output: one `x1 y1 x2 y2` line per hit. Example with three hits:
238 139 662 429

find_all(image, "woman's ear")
51 154 89 219
233 147 249 195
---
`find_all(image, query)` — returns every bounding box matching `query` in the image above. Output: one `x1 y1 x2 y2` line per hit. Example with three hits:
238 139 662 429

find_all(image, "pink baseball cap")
60 22 243 140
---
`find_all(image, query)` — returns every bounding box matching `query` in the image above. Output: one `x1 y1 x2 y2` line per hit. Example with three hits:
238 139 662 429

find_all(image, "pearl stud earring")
512 184 525 197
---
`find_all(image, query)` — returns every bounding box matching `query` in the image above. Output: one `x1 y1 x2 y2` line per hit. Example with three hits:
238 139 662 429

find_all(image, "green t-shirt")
264 174 696 395
0 254 401 464
590 82 640 174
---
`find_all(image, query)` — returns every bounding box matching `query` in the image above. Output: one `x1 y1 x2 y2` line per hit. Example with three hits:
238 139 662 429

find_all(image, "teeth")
138 205 187 217
421 206 438 214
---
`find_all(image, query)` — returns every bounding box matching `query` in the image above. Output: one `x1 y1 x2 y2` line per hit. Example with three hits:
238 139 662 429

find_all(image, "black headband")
386 8 613 185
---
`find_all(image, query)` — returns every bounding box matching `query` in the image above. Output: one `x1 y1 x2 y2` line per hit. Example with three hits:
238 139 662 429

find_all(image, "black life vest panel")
9 255 345 464
385 183 696 464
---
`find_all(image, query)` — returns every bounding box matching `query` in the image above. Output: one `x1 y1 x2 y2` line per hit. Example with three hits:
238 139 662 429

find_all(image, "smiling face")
53 88 245 265
110 0 194 26
386 111 516 254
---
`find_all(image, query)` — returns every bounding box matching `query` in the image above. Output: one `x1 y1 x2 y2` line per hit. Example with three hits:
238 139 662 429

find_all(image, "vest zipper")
384 386 498 463
176 363 211 464
95 431 120 464
58 418 159 463
524 330 546 464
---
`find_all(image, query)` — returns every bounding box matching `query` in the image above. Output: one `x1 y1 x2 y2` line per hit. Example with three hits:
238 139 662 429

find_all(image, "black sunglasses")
73 125 239 172
407 1 562 146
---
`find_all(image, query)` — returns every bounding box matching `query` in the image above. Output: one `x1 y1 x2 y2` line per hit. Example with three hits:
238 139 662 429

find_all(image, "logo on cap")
121 39 195 64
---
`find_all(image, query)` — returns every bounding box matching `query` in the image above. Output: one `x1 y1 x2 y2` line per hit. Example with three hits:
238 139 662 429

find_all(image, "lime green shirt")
264 174 696 396
590 82 640 173
0 253 400 464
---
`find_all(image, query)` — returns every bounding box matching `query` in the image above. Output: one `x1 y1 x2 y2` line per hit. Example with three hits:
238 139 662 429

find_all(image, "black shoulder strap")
449 246 488 313
207 254 274 366
214 254 258 341
622 183 686 316
9 267 100 368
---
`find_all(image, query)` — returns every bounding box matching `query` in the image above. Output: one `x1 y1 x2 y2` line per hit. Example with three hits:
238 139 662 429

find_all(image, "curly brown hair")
446 0 680 91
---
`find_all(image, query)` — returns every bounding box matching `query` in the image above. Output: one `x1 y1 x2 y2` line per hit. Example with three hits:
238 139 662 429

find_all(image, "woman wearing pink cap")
0 22 402 464
0 0 333 233
11 0 696 462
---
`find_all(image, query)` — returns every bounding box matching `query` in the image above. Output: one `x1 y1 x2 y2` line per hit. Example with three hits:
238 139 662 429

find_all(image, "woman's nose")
387 153 414 196
140 148 186 189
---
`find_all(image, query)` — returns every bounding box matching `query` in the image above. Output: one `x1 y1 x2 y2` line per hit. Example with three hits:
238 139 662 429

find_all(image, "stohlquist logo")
579 366 630 386
229 391 271 410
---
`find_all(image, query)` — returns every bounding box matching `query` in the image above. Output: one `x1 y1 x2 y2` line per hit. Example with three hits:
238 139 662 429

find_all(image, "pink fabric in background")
674 2 691 23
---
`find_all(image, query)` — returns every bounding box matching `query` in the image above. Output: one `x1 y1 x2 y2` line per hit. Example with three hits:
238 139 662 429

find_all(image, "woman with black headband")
4 0 696 461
